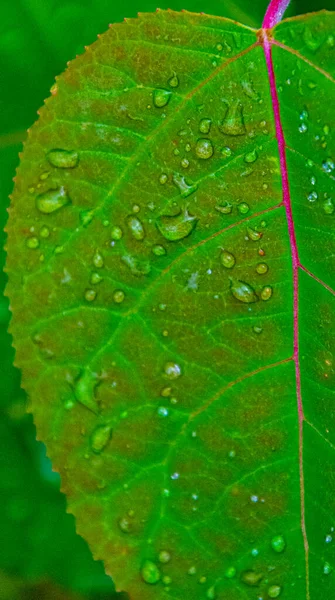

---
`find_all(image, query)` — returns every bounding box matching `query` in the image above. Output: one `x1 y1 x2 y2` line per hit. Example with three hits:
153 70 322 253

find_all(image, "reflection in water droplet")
247 227 263 241
260 286 273 301
36 186 70 214
111 226 123 240
152 244 167 256
271 535 286 553
219 100 246 136
156 209 197 241
153 89 171 108
121 254 151 277
195 138 214 160
113 290 125 304
199 118 212 134
244 149 258 163
141 560 161 584
26 236 39 249
126 215 145 240
164 362 181 379
268 585 282 598
241 570 263 587
230 280 258 304
84 289 97 302
221 250 235 269
90 424 112 454
47 149 79 168
256 262 268 274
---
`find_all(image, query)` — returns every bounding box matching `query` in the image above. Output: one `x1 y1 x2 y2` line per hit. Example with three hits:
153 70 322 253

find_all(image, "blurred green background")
1 0 334 598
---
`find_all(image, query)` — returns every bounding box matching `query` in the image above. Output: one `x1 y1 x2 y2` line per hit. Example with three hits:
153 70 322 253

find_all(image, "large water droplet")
173 173 198 198
238 202 249 214
219 100 246 136
195 138 214 159
141 560 161 584
221 250 235 269
118 515 132 533
156 209 197 241
47 149 79 168
230 279 258 303
36 186 70 214
241 570 263 587
271 535 286 553
126 215 145 240
90 424 112 454
152 244 167 256
153 89 171 108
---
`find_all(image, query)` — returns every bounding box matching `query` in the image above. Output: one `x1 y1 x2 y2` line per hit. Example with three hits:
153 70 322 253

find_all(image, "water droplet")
260 286 273 301
241 570 263 587
126 215 145 240
307 191 318 202
221 250 235 269
162 575 172 586
168 73 179 88
152 244 167 256
195 138 214 160
215 202 232 215
251 548 259 557
206 586 216 599
141 560 161 584
256 262 268 274
247 227 263 241
224 567 236 579
84 289 97 302
219 100 246 136
221 146 232 158
153 89 171 108
238 202 249 214
90 424 112 453
26 236 39 249
173 173 198 198
40 171 50 181
158 550 171 564
268 585 282 598
323 561 333 575
47 149 79 168
40 226 50 238
199 118 212 134
299 123 308 133
118 516 132 533
322 159 334 173
324 124 330 135
253 325 262 334
244 149 258 163
157 406 169 417
230 279 258 304
323 198 335 214
271 535 286 553
74 369 99 413
156 209 197 241
113 290 125 304
80 210 94 227
36 186 70 214
122 255 151 277
325 534 332 543
90 272 103 285
111 226 123 240
164 362 181 379
93 250 104 268
171 472 179 480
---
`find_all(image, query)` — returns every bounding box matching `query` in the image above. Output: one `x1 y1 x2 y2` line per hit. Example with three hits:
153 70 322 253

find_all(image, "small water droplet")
221 146 232 158
90 272 103 285
224 567 236 579
90 424 112 454
206 586 216 599
221 250 235 269
118 515 132 533
84 289 97 302
181 158 189 169
256 262 268 274
253 325 263 334
164 362 181 379
158 550 171 564
244 149 258 163
322 159 334 173
122 255 151 277
199 118 212 134
40 226 50 238
323 561 333 575
230 280 258 304
325 534 332 543
141 560 161 584
323 198 335 214
26 236 39 249
47 149 79 168
157 406 169 417
126 215 145 240
307 190 318 202
271 535 286 553
168 73 179 88
238 202 250 214
93 250 104 268
113 290 125 304
153 89 171 108
268 585 282 598
299 123 308 133
80 210 94 227
195 138 214 159
152 244 167 256
215 202 232 215
111 225 123 240
173 173 198 198
159 173 168 184
156 209 197 241
171 472 180 480
260 286 273 301
247 226 262 241
36 186 70 214
241 570 263 587
219 100 246 136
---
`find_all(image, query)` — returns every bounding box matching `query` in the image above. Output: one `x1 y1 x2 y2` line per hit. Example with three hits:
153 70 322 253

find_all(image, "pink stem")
262 0 291 28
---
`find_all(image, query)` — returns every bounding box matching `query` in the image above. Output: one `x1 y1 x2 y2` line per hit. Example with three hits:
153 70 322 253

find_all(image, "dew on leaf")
188 566 196 575
241 570 263 587
141 560 161 584
181 158 190 169
244 149 258 163
171 472 179 480
93 250 104 268
173 173 198 198
221 250 236 269
164 362 181 379
206 586 216 599
35 186 70 214
168 73 179 88
253 325 263 334
271 535 286 553
323 198 334 214
195 138 214 159
157 406 169 417
219 100 246 136
90 272 103 285
224 567 236 579
247 227 263 241
121 254 151 277
261 285 273 301
158 550 171 564
230 279 258 303
84 289 97 302
215 202 232 215
153 89 171 108
221 146 232 158
156 209 197 241
113 290 125 304
322 159 334 173
47 149 79 169
40 226 50 238
238 202 250 214
307 191 318 202
162 576 172 586
126 215 145 241
80 210 94 227
159 173 168 184
111 225 123 240
40 171 50 181
268 585 282 598
26 236 39 249
152 244 167 256
323 561 333 575
199 118 212 134
90 424 112 454
74 369 99 413
118 516 132 533
256 262 268 274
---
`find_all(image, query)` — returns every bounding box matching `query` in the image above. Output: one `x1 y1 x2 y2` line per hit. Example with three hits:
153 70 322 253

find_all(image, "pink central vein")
262 32 310 598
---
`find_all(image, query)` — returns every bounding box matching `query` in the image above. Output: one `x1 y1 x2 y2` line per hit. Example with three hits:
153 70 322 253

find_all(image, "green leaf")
5 7 335 600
